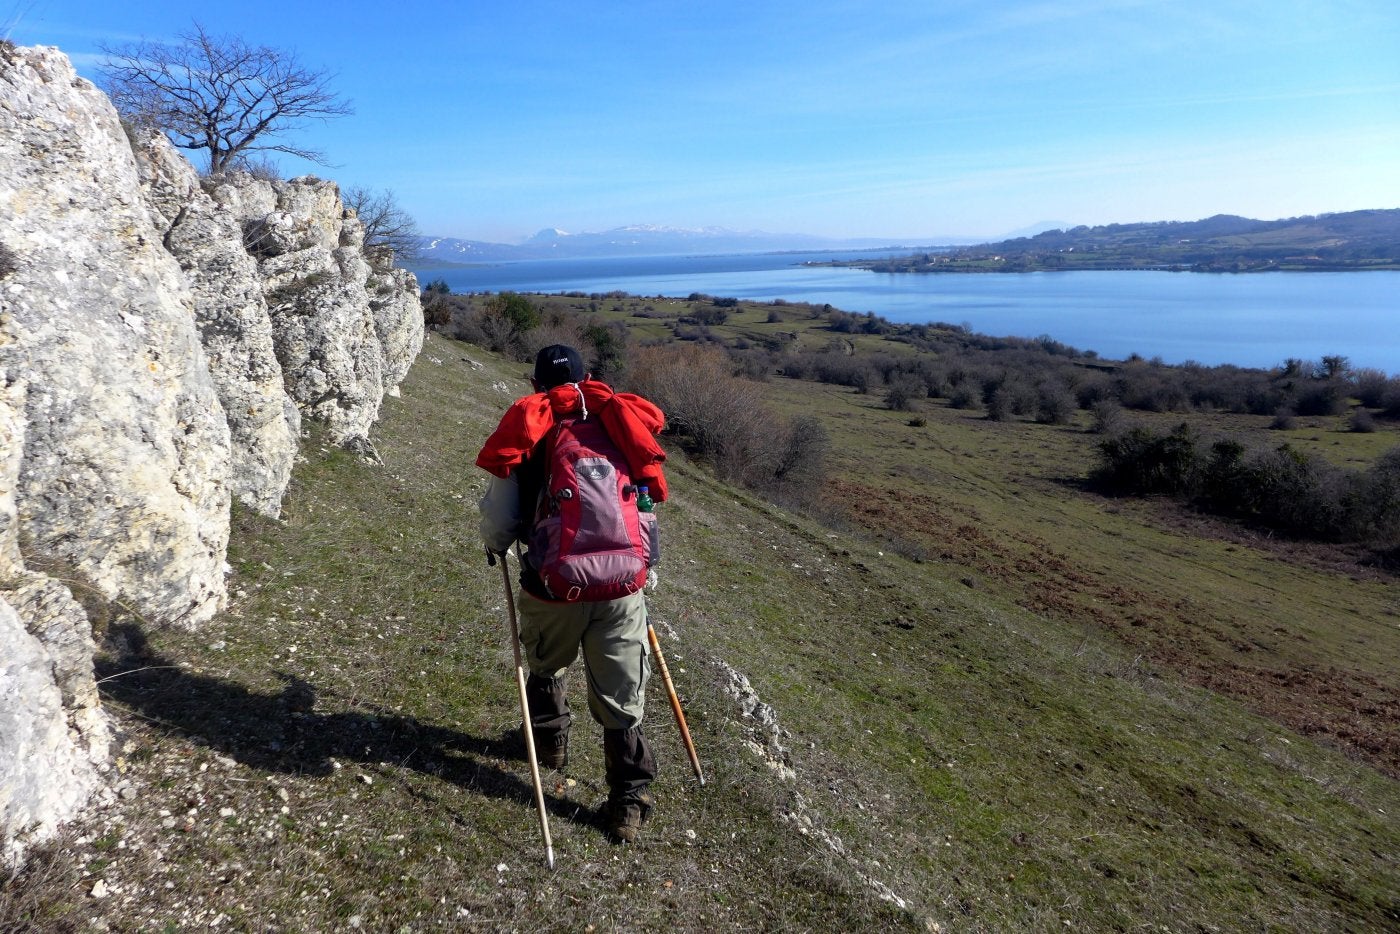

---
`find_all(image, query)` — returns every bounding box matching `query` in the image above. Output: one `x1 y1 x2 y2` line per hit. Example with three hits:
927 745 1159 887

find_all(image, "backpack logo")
528 419 658 602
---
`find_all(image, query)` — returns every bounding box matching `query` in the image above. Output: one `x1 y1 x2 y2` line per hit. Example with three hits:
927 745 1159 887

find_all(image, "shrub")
1290 379 1348 417
1094 423 1202 497
768 415 830 495
884 375 924 411
1351 368 1392 408
625 344 820 492
1270 409 1296 431
1096 424 1399 545
583 321 629 380
984 377 1035 421
1089 399 1126 435
485 291 539 334
948 387 981 410
1351 447 1400 543
689 305 730 326
1116 366 1190 412
1233 444 1347 538
1035 382 1077 425
1350 409 1377 433
986 386 1016 421
1075 372 1116 410
1382 382 1400 420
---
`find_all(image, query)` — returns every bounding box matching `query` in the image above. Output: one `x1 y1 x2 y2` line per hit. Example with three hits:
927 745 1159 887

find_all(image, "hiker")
476 344 668 843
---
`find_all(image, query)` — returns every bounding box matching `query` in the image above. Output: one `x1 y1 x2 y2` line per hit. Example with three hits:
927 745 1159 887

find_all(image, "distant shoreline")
810 259 1400 274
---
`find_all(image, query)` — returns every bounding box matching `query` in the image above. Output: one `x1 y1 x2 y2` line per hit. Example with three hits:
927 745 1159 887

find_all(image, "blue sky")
7 0 1398 242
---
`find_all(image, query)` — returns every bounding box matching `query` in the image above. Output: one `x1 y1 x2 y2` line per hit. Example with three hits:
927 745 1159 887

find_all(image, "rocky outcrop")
1 45 233 632
208 174 423 455
369 264 424 399
0 597 108 866
0 44 422 862
1 301 109 865
133 130 301 518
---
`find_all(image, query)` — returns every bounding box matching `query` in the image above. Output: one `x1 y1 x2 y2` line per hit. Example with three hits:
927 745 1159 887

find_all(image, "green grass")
8 331 1398 931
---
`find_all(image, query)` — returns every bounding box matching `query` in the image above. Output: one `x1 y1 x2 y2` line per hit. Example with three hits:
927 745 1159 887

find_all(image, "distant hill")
413 224 981 264
841 209 1400 273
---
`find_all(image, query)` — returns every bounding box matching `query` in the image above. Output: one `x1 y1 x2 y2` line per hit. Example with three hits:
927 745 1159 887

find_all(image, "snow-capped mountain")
414 225 976 264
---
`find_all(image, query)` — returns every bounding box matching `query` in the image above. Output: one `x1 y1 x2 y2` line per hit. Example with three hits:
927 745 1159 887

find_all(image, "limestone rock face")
0 597 107 866
212 173 422 450
0 284 108 866
1 309 22 574
369 264 425 399
0 45 232 629
0 43 423 862
132 130 300 517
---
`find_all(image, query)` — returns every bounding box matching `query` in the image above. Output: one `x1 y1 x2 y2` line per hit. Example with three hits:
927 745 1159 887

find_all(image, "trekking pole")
496 551 555 870
647 619 705 786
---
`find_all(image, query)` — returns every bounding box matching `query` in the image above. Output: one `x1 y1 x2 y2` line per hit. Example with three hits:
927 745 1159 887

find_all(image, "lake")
410 252 1400 374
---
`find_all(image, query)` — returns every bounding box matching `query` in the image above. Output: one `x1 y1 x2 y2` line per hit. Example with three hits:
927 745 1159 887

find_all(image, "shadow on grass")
95 623 601 830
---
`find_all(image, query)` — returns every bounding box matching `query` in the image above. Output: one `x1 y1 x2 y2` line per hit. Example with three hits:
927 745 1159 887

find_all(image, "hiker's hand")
485 546 507 567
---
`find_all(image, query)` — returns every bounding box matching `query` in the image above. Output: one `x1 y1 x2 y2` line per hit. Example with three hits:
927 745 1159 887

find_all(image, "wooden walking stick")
647 620 705 786
497 552 555 869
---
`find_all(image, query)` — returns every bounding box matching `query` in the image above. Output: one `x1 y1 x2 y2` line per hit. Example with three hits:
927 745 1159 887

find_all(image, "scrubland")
6 291 1399 930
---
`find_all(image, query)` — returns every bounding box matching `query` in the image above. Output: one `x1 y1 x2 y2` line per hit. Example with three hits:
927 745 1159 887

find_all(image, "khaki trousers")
516 590 650 730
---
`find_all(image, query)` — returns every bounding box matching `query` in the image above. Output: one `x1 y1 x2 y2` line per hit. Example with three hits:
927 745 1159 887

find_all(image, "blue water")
411 253 1400 374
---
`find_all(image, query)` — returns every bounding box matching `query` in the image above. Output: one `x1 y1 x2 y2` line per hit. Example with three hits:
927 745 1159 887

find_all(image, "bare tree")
343 186 421 263
99 23 353 174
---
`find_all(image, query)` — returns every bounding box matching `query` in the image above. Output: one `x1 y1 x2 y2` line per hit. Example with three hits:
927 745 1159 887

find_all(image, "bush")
1350 409 1377 433
688 305 730 326
1096 424 1399 545
1290 379 1348 417
948 387 981 411
625 345 822 492
1382 383 1400 420
884 375 924 411
1351 447 1400 543
769 415 830 495
1089 399 1126 435
583 321 629 380
986 386 1016 421
1035 382 1077 425
984 377 1035 421
1351 369 1392 408
465 292 541 355
1231 444 1346 538
1116 366 1190 412
1094 423 1202 497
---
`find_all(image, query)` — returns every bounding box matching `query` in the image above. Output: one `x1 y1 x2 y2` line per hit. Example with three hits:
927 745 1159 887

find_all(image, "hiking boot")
526 728 565 772
604 790 655 844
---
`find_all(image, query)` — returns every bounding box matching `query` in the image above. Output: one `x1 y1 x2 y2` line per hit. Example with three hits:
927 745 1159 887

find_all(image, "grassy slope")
6 332 1398 932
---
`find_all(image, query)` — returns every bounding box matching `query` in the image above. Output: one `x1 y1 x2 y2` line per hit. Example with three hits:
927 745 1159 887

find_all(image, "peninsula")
823 208 1400 273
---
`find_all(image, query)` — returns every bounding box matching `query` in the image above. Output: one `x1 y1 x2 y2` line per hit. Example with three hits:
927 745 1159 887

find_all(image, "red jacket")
475 380 668 501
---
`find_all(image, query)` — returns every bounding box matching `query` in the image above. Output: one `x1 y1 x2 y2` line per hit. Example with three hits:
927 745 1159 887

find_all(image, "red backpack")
527 417 658 601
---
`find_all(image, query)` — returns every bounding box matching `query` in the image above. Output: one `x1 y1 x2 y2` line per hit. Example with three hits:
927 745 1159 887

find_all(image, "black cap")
533 344 584 389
